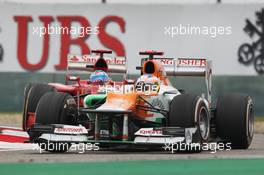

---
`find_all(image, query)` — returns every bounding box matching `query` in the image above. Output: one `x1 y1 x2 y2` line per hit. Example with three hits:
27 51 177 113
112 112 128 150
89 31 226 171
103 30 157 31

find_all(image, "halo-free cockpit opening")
144 61 155 74
94 58 108 71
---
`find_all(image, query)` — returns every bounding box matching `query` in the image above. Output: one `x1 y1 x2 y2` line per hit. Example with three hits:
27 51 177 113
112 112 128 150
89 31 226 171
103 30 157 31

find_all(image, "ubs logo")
0 44 3 62
0 26 3 62
238 8 264 74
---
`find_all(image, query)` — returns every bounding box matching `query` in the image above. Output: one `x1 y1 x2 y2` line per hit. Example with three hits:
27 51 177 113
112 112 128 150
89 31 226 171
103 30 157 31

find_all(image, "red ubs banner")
0 3 263 75
14 15 126 71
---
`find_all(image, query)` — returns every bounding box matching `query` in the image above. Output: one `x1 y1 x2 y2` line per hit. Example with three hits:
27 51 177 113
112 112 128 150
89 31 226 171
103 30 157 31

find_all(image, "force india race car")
26 50 254 153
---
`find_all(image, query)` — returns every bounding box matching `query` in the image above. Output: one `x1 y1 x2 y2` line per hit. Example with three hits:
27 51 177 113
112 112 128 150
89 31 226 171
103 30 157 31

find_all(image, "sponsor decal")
68 55 126 65
100 130 109 137
136 128 163 136
139 130 162 135
13 15 126 71
54 127 87 134
159 58 207 67
178 58 207 67
160 59 174 65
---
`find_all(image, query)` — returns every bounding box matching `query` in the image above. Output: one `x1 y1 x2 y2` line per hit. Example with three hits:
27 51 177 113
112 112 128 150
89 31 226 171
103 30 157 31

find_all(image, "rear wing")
157 58 212 105
160 58 211 77
138 51 212 105
67 54 127 74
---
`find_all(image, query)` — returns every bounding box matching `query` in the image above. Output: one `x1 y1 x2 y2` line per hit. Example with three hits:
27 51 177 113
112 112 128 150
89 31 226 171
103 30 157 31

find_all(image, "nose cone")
97 92 138 112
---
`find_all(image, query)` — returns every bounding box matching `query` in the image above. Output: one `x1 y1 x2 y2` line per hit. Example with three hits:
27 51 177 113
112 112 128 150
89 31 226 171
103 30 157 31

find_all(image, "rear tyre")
22 83 32 130
169 94 210 152
22 84 55 131
35 92 77 152
216 93 254 149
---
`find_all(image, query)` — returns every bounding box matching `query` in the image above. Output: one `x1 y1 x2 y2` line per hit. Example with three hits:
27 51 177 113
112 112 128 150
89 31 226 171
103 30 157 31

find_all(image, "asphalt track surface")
0 134 263 164
0 122 263 175
0 134 263 175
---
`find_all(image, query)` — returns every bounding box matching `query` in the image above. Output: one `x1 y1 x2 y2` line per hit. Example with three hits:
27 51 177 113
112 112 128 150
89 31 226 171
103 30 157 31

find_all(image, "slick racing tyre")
169 94 210 152
35 92 77 153
35 92 77 125
22 84 55 131
216 93 254 149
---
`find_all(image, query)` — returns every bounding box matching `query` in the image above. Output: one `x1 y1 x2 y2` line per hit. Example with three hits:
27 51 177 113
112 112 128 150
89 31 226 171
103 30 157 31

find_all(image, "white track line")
0 141 39 151
0 126 22 130
1 129 29 138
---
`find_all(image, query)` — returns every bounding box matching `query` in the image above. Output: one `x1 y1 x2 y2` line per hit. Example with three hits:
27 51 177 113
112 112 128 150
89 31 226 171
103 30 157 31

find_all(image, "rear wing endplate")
159 58 212 105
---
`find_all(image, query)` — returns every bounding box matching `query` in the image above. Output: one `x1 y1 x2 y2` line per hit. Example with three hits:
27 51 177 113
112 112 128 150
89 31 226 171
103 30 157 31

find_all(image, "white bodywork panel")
134 136 185 144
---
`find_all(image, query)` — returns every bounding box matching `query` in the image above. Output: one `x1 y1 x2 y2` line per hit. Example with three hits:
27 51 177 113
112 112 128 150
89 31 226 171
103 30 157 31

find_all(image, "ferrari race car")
22 49 127 131
26 50 254 153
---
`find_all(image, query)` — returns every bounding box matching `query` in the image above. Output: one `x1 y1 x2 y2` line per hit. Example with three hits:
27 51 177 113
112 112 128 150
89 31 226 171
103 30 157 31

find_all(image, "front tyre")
35 92 77 153
36 92 77 125
169 94 210 152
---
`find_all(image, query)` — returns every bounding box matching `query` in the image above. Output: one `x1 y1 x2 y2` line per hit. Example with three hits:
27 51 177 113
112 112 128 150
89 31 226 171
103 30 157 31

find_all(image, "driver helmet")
135 74 161 92
90 70 110 84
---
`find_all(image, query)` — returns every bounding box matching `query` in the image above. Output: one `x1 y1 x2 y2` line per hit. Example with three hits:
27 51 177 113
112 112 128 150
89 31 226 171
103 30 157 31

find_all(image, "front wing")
28 124 197 148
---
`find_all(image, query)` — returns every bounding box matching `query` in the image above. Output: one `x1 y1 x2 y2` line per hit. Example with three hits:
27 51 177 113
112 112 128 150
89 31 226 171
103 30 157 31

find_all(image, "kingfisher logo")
238 8 264 74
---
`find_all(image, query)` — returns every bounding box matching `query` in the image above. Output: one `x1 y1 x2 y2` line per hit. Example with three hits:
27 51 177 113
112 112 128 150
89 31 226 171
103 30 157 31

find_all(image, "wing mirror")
124 79 135 84
66 75 81 86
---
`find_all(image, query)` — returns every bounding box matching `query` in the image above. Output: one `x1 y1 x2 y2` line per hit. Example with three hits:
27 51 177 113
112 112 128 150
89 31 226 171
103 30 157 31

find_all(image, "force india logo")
138 128 163 136
238 8 264 74
139 129 162 135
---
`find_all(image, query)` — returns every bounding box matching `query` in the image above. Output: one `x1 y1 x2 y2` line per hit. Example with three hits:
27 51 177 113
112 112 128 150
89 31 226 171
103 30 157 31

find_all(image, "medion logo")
238 8 264 74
